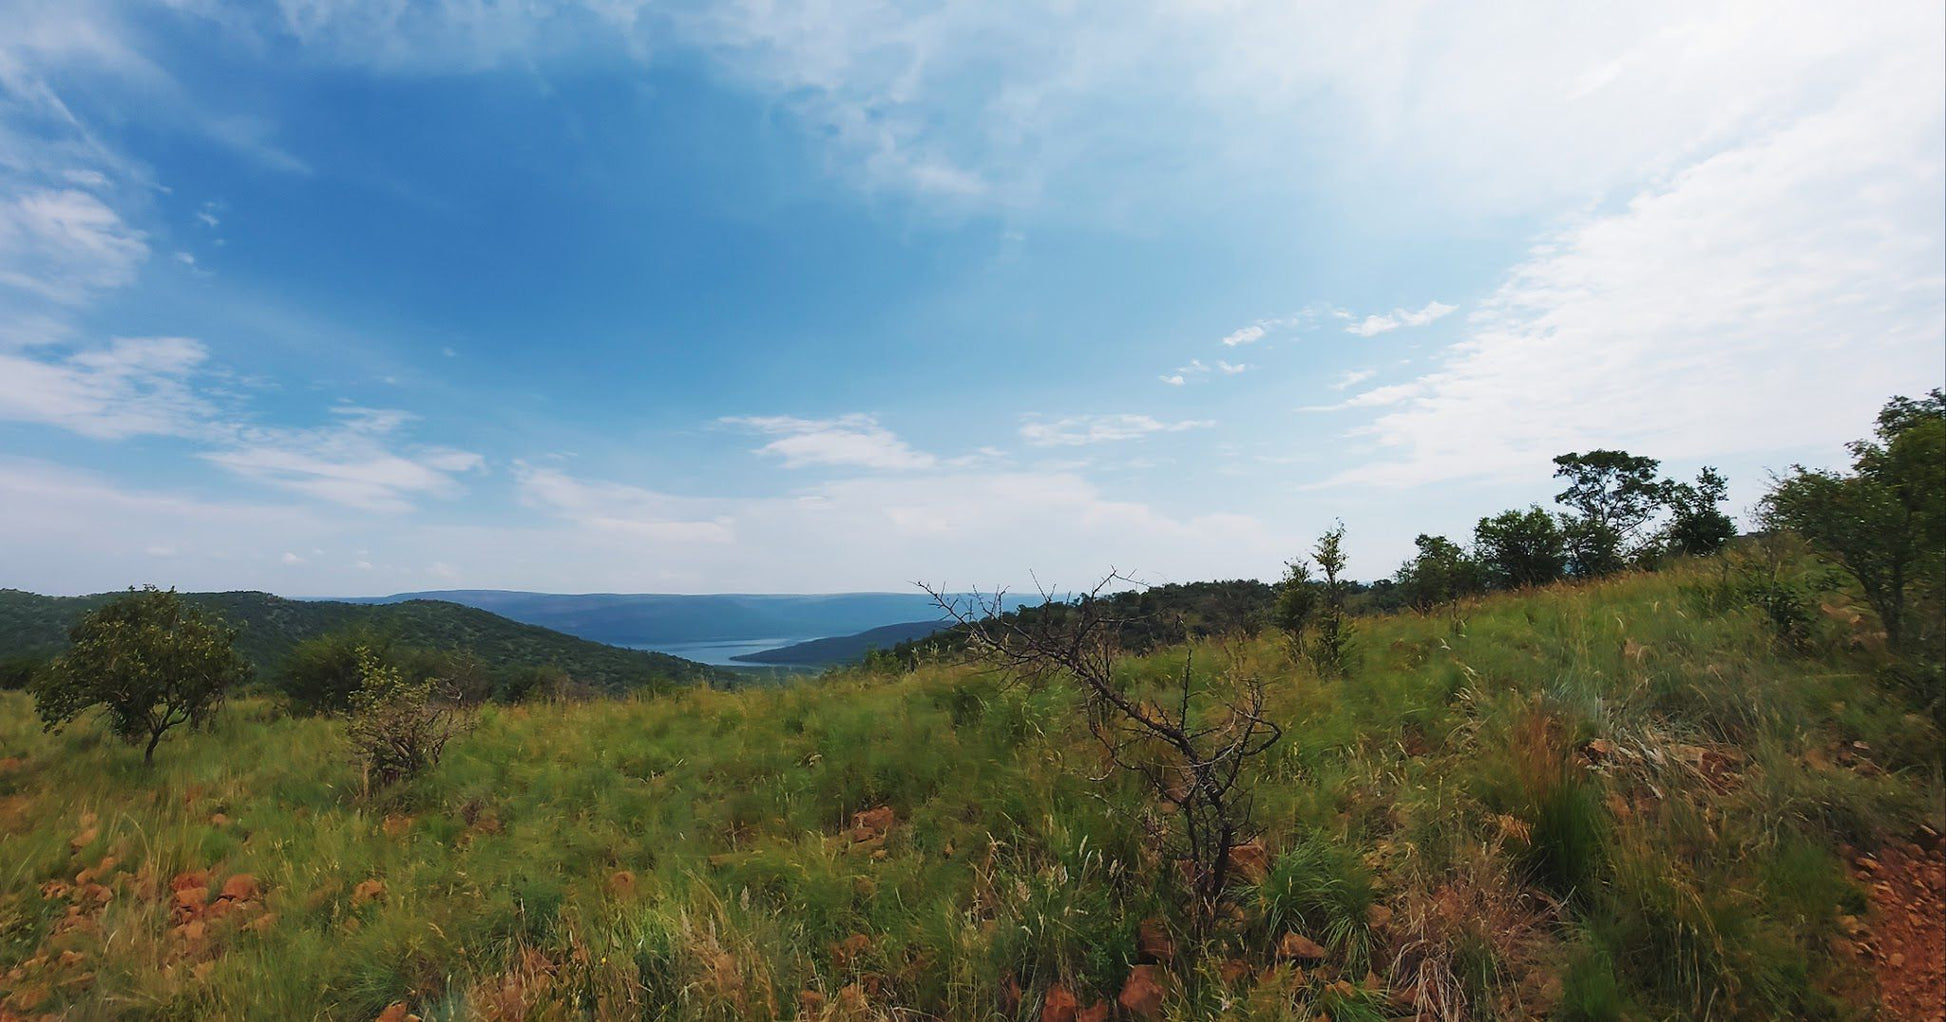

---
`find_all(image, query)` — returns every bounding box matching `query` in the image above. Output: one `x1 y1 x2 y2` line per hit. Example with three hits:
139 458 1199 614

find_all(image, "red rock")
374 1002 420 1022
1277 932 1328 961
219 874 260 902
1217 959 1251 984
1227 839 1271 882
798 989 826 1016
607 870 637 895
1137 917 1175 962
851 806 896 839
830 933 871 970
1118 965 1167 1018
1041 983 1080 1022
352 879 386 906
1075 1002 1110 1022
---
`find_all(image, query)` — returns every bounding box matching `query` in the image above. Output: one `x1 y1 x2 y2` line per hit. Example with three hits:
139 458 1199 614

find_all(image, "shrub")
345 648 473 787
281 627 393 714
31 586 249 764
0 655 41 691
1308 522 1357 677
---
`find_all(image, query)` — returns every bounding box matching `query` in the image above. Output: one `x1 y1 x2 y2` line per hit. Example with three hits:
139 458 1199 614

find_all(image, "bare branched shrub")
925 575 1282 922
345 647 473 788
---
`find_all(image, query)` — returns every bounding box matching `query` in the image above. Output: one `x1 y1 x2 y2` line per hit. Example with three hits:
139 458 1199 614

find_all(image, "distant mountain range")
730 620 949 666
333 590 1021 649
0 589 732 693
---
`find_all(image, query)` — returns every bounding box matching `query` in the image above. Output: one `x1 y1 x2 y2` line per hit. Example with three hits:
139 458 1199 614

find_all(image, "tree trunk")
144 727 163 766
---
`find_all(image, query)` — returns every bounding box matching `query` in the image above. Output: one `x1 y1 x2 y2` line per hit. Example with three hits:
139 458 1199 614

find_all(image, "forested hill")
731 620 948 665
0 589 732 691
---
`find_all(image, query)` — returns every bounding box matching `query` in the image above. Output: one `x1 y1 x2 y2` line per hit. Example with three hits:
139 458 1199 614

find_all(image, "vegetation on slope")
0 590 733 695
731 622 948 666
0 555 1938 1020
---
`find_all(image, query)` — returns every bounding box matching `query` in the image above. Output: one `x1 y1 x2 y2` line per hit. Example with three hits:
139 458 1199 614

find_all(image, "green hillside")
0 589 733 693
1 558 1939 1020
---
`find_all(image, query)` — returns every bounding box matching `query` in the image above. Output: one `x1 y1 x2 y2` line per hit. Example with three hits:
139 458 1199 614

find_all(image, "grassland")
0 557 1940 1020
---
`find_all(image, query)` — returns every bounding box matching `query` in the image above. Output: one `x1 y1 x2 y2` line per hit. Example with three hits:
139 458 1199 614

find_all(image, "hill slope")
0 588 732 691
730 619 947 665
1 560 1937 1018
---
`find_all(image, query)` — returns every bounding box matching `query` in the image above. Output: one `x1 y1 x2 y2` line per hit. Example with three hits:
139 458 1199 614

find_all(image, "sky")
0 0 1941 597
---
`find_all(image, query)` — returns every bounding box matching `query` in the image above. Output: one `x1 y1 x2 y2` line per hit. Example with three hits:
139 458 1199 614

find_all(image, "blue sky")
1 0 1941 596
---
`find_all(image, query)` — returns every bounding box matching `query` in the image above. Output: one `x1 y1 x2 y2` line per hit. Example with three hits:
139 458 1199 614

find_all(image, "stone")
1041 982 1080 1022
1137 917 1175 962
219 874 261 902
1277 932 1328 961
1118 965 1167 1018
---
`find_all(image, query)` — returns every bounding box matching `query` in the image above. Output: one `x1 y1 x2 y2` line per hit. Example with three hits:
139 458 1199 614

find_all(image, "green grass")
0 559 1937 1019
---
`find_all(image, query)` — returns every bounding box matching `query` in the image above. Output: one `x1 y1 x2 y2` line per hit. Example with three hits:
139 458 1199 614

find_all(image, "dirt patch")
1846 834 1945 1021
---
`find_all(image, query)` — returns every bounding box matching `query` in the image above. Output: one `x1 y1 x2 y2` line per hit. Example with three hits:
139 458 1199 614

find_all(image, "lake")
628 637 815 666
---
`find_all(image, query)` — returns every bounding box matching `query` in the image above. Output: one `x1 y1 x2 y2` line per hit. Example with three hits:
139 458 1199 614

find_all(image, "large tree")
1765 390 1945 651
32 587 250 765
1553 450 1669 577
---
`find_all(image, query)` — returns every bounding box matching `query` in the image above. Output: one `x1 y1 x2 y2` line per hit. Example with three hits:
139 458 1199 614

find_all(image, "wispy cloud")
1345 300 1456 338
0 336 213 438
721 413 937 470
1331 369 1375 390
0 188 149 305
204 406 486 512
1019 414 1215 446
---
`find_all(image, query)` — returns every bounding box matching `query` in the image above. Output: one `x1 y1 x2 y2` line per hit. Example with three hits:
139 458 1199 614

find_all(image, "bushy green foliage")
30 586 250 764
1393 533 1484 610
0 654 40 690
1766 389 1945 652
1661 466 1737 557
1474 506 1568 590
344 648 473 788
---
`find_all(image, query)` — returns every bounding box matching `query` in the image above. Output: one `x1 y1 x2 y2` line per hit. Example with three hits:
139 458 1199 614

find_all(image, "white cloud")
1220 324 1265 347
0 188 149 304
1019 414 1215 446
0 335 214 438
1344 301 1456 338
721 413 937 470
1330 54 1945 486
205 406 486 512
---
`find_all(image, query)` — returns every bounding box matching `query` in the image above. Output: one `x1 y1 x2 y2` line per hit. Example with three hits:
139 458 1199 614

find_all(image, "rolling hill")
0 589 733 692
729 619 948 666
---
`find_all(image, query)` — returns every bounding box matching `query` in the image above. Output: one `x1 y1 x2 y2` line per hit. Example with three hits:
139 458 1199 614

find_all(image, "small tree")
1553 450 1668 577
1661 467 1737 557
927 577 1281 924
1272 556 1318 650
31 587 249 765
1765 390 1945 652
1474 507 1567 590
344 648 471 788
1308 523 1356 676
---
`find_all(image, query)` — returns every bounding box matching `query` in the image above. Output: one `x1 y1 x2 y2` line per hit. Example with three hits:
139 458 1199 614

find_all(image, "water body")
629 637 814 666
